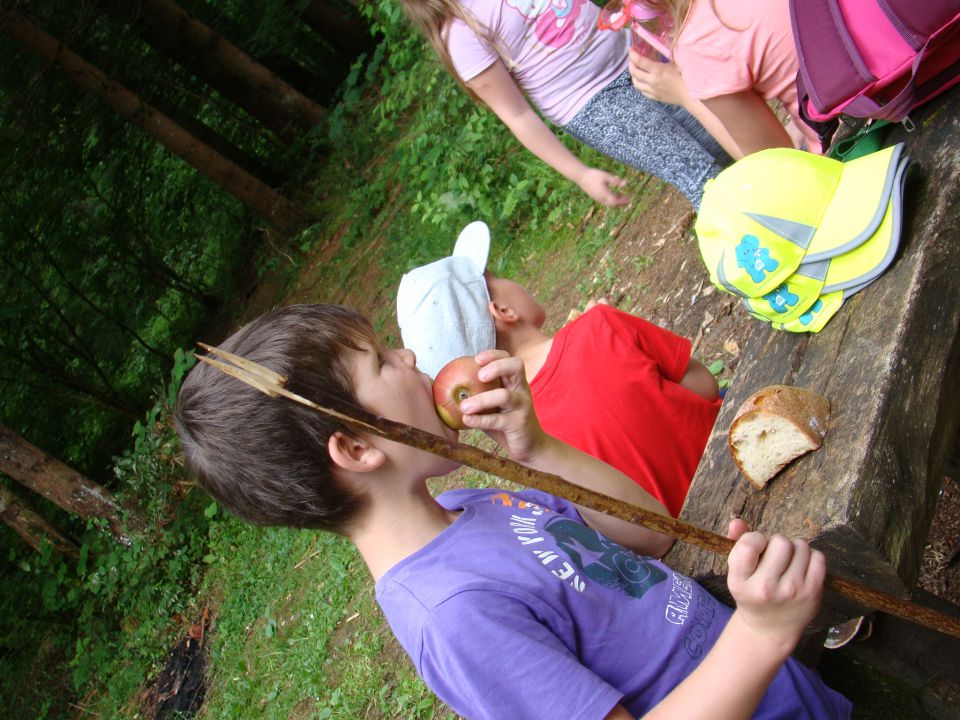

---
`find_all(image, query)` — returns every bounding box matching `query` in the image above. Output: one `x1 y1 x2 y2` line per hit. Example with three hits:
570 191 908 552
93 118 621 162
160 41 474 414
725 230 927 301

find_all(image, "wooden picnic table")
664 86 960 622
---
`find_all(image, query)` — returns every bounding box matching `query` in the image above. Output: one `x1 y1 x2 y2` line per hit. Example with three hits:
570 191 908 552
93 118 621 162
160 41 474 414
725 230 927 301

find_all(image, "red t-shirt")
529 305 720 516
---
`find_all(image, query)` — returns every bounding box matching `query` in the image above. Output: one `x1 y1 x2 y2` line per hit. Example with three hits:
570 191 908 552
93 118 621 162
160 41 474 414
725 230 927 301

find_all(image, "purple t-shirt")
446 0 628 125
376 488 852 719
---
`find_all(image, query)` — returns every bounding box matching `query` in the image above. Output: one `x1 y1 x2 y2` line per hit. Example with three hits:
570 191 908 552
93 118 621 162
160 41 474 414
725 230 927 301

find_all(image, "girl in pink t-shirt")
628 0 822 158
401 0 734 209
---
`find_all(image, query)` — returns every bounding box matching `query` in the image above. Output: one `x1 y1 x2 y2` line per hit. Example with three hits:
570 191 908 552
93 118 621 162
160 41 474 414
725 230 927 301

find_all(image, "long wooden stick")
195 345 960 639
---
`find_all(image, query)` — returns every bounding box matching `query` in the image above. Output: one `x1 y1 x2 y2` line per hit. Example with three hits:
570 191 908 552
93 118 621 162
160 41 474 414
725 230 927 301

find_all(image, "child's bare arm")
702 91 794 158
680 358 720 401
639 519 826 719
460 350 675 557
467 60 631 207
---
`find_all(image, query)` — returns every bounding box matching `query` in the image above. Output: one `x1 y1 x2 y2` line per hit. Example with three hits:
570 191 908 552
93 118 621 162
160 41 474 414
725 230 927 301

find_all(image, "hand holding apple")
449 350 548 464
432 355 502 430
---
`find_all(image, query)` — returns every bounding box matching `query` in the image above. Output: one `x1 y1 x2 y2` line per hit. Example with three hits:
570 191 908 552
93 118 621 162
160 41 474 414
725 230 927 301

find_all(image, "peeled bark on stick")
0 9 311 232
0 423 136 546
195 346 960 640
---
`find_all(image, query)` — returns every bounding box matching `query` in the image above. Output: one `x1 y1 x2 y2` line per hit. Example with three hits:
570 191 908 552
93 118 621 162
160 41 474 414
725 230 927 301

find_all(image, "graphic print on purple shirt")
500 490 668 599
542 516 668 597
499 490 714 662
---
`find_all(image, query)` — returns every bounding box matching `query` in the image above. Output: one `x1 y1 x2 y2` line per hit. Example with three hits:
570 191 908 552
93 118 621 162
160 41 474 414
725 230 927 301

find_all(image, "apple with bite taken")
432 356 501 430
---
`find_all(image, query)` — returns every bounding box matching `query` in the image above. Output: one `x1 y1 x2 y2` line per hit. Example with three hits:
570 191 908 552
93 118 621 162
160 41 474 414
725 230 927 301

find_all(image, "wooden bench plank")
664 87 960 617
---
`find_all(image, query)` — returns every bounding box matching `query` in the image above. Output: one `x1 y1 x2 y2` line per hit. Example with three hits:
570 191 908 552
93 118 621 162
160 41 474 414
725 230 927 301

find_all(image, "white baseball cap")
396 221 495 378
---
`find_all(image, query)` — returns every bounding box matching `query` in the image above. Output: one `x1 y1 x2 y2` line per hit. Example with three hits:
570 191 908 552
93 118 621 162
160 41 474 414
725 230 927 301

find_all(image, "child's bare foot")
584 297 610 311
567 297 610 323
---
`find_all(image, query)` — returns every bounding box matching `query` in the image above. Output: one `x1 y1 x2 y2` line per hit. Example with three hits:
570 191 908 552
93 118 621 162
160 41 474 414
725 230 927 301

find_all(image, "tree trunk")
0 9 311 232
297 0 375 58
146 92 288 187
136 0 325 129
101 0 299 141
0 484 79 558
259 53 344 108
0 424 137 545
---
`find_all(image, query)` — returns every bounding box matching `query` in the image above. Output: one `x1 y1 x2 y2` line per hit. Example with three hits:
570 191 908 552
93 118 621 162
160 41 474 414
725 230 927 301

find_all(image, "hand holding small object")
577 167 630 207
629 51 690 106
459 350 546 464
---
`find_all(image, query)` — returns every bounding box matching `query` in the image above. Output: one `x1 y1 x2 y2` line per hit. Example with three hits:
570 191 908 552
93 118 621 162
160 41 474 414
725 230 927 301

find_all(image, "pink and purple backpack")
791 0 960 146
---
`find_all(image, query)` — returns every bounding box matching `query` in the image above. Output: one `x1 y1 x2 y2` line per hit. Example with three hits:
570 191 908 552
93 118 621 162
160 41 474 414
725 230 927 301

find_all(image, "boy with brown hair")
175 303 850 719
397 222 720 517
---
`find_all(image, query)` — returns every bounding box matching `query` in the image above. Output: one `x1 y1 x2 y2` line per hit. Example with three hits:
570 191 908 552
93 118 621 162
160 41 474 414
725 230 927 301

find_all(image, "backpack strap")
790 0 876 118
878 0 960 48
796 74 840 152
842 14 960 120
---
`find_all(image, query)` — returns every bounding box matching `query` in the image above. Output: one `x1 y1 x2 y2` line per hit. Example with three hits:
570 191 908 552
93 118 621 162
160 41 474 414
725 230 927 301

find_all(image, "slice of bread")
728 385 831 488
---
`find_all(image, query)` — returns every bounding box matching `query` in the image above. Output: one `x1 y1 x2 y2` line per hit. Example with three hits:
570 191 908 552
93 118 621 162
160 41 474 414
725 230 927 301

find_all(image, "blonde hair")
642 0 747 50
639 0 691 42
400 0 503 103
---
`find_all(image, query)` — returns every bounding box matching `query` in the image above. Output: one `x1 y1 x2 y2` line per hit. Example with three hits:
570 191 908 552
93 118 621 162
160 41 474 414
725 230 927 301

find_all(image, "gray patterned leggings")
564 69 731 209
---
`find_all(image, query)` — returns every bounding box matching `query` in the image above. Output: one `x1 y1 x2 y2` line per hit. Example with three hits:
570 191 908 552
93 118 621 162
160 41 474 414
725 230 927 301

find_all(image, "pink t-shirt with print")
673 0 821 152
446 0 628 126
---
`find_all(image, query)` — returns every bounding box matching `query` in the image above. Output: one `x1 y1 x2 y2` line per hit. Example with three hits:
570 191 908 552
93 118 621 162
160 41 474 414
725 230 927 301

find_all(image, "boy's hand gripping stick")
195 344 960 640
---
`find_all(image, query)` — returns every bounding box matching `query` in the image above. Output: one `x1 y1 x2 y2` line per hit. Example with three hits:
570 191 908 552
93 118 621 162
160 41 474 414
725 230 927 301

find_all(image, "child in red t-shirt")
397 222 720 519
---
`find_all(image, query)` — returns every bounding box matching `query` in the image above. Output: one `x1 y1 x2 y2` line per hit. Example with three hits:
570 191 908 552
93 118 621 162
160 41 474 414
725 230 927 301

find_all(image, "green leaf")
77 544 89 576
204 501 219 519
707 359 725 376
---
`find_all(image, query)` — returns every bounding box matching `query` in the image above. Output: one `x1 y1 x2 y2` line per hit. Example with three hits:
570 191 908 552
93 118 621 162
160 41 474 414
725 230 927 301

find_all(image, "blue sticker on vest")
763 283 799 314
736 235 779 284
798 299 823 326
